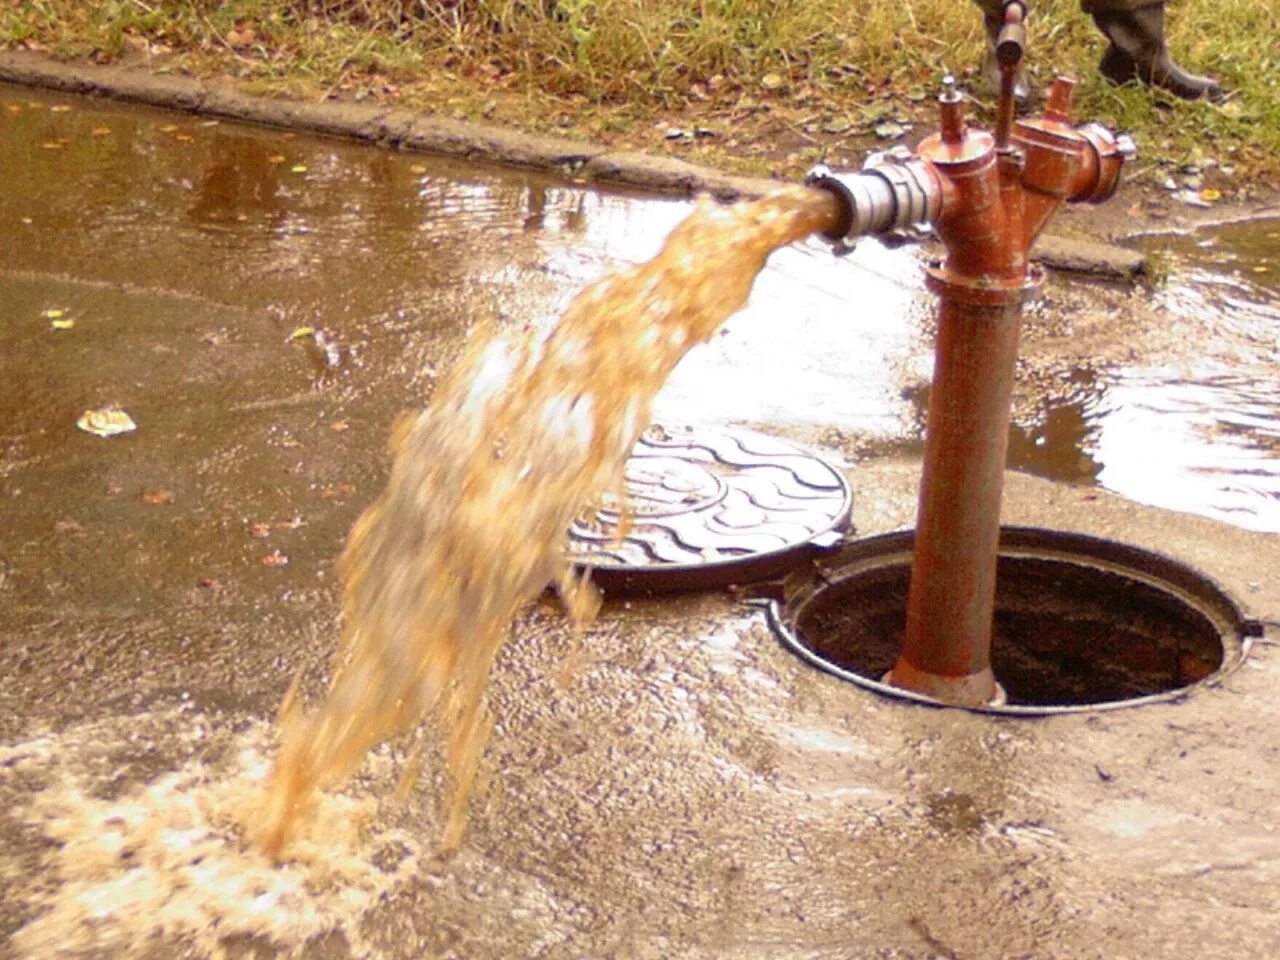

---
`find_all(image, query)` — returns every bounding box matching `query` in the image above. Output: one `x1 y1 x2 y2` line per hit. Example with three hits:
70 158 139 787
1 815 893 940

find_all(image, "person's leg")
1082 0 1223 100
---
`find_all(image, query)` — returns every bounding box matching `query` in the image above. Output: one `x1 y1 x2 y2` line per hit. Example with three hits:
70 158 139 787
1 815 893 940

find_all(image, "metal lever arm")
994 0 1028 149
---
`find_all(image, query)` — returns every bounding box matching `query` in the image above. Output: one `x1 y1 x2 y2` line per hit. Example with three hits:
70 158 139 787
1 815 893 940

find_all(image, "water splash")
4 714 420 959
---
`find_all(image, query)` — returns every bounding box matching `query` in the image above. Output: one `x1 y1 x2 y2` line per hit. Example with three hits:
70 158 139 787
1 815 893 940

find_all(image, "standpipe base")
884 659 1007 708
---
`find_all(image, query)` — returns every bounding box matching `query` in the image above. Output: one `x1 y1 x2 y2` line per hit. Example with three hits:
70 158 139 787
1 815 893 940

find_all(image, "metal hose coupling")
805 148 942 247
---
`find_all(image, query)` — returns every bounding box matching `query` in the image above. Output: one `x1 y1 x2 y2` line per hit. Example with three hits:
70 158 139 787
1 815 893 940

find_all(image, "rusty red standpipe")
807 17 1134 706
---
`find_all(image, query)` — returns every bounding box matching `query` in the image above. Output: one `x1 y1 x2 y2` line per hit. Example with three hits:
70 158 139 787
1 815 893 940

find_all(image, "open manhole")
769 527 1260 714
566 424 852 593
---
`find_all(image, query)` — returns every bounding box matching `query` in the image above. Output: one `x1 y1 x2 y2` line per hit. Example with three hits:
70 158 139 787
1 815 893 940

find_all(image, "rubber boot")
982 12 1032 104
1085 0 1224 100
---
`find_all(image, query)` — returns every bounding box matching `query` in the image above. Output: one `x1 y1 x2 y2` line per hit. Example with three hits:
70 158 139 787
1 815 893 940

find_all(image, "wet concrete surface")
2 85 1280 957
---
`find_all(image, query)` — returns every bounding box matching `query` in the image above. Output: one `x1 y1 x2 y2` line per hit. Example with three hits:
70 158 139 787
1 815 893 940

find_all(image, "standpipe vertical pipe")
893 296 1022 704
805 10 1133 706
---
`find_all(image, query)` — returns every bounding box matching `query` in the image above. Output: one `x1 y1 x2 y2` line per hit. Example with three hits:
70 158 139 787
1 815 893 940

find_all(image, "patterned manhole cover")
567 424 853 592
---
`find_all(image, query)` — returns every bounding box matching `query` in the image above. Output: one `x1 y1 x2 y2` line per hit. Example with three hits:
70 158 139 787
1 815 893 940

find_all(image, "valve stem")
939 75 965 145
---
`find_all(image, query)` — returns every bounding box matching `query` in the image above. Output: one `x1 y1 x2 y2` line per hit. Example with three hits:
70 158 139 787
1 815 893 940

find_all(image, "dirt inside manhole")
772 528 1255 713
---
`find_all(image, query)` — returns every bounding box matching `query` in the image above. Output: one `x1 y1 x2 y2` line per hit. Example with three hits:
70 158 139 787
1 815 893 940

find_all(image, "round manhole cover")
567 424 852 592
769 527 1259 714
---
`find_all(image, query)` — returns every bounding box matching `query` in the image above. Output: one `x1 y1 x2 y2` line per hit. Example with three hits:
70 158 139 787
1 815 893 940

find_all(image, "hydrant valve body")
806 64 1135 707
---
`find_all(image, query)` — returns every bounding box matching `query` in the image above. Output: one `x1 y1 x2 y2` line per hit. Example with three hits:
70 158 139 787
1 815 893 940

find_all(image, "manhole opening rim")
769 525 1258 717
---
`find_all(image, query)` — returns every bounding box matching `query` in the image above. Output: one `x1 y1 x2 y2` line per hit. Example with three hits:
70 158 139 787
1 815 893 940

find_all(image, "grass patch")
2 0 1277 185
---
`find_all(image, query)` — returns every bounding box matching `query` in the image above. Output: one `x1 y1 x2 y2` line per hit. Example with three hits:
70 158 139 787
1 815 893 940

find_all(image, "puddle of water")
1091 369 1279 531
0 85 927 441
1010 224 1280 531
5 85 1278 536
653 237 928 435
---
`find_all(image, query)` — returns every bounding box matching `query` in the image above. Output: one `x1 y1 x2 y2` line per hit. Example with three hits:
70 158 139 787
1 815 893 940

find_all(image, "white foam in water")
2 712 422 958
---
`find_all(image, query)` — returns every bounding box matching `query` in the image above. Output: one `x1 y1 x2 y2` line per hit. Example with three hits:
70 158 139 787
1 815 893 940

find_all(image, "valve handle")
993 0 1028 149
996 0 1028 65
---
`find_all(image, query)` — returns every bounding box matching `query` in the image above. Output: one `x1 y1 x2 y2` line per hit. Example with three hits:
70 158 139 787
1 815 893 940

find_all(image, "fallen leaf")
260 548 290 567
76 408 137 438
1199 187 1221 202
90 126 112 137
761 72 785 91
409 164 427 174
140 487 175 505
329 419 350 432
174 133 193 142
267 154 286 164
158 123 178 133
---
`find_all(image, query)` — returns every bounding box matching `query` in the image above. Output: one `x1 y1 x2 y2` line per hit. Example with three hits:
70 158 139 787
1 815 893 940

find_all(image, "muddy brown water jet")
261 187 841 856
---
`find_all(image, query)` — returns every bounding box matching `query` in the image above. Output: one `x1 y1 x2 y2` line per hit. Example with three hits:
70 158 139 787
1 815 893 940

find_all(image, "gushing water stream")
8 185 838 957
260 187 840 856
1 178 839 957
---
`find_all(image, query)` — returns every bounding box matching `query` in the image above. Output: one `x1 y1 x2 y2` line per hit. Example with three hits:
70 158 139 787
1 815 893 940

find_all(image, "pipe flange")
925 262 1045 306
